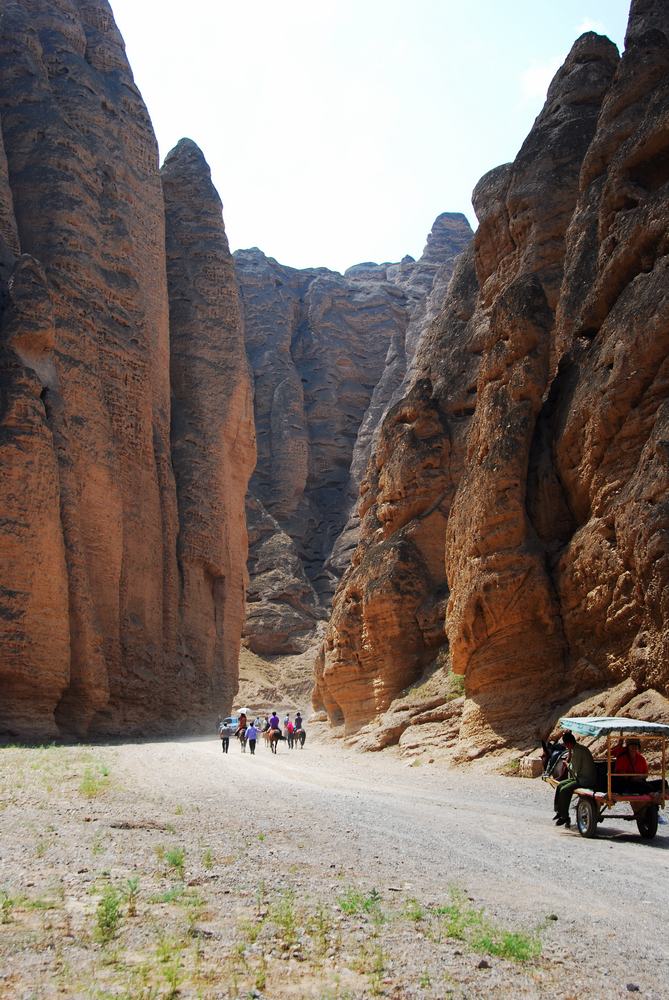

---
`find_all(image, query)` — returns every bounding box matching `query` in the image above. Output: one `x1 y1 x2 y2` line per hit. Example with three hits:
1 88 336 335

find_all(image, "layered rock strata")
237 214 472 655
0 1 252 738
162 138 256 718
316 2 669 750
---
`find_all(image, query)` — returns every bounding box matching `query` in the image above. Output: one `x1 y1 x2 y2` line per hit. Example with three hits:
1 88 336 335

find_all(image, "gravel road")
1 733 667 998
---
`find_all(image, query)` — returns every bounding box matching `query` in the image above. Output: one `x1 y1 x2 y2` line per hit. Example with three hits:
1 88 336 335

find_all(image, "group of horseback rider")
218 710 305 754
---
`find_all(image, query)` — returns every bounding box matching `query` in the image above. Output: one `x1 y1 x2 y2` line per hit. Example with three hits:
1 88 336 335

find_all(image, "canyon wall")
162 138 256 721
0 0 253 738
315 0 669 752
237 214 472 655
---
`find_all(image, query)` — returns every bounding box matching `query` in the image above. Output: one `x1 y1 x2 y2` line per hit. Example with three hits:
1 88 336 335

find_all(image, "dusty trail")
1 733 667 999
122 734 669 988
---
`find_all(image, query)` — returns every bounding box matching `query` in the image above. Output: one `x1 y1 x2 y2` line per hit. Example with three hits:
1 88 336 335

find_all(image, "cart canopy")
559 716 669 738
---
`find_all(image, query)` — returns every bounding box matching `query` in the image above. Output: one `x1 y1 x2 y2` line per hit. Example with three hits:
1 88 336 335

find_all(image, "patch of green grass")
254 954 267 991
471 926 541 962
35 836 50 858
164 846 186 879
149 885 202 908
0 889 14 923
91 832 106 857
447 670 466 698
201 848 214 870
155 936 185 1000
79 762 111 799
338 886 382 917
500 757 521 776
95 885 122 944
307 904 333 958
269 890 297 948
434 888 541 962
257 832 265 842
22 893 62 911
404 897 425 922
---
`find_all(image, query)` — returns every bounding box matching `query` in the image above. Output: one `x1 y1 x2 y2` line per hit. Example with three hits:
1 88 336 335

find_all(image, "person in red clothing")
611 738 647 793
611 738 668 795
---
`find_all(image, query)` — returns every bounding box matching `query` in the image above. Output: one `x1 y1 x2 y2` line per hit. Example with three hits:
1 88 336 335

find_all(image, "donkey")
541 737 567 781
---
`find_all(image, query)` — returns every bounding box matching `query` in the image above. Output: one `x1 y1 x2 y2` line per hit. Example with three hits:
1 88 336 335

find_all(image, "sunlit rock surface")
316 1 669 750
0 2 252 738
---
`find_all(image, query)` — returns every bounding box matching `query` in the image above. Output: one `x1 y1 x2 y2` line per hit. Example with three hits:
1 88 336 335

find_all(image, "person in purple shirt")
269 712 280 730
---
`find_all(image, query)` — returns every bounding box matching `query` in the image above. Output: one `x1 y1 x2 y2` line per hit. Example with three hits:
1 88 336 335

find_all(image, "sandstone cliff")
237 214 472 655
162 138 256 721
0 1 252 738
316 0 669 753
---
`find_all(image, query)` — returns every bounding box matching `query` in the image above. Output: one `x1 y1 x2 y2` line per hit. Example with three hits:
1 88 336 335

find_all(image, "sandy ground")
1 731 667 999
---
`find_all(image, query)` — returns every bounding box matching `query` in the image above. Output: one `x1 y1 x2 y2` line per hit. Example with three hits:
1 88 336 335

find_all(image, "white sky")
109 0 630 273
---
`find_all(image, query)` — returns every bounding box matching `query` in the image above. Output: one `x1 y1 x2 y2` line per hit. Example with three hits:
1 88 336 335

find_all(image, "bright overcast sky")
109 0 630 273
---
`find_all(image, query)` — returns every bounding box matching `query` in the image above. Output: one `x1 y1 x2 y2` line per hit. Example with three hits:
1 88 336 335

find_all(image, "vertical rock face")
0 2 253 738
444 32 620 747
315 248 481 730
162 138 256 720
237 214 472 655
547 0 669 704
317 4 669 749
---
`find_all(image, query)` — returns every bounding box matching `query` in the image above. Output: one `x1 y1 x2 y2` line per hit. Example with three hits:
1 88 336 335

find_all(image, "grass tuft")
95 885 122 944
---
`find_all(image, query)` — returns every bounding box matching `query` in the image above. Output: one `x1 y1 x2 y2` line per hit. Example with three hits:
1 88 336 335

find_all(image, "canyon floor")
1 732 667 1000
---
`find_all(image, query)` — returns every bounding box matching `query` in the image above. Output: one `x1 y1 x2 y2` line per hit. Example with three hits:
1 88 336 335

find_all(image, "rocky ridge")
0 1 253 739
237 213 472 655
315 0 669 755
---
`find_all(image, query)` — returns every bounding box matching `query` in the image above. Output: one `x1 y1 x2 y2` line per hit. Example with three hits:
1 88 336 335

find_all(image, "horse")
294 728 306 749
236 727 248 753
268 729 284 754
541 737 567 782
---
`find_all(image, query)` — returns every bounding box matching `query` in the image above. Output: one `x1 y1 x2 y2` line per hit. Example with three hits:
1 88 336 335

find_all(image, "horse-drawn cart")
543 716 668 840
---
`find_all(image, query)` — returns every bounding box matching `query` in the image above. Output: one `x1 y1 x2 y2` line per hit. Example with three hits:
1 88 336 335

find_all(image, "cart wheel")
576 797 598 838
636 805 658 840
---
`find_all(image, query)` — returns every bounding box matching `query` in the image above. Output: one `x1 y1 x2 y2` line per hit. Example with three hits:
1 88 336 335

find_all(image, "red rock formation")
0 2 253 738
547 0 669 704
317 9 669 749
162 138 256 719
237 215 472 656
314 249 481 731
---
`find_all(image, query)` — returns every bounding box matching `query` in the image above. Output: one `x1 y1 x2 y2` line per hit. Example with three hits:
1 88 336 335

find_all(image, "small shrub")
255 955 267 990
270 891 297 948
80 763 110 799
201 847 214 870
0 890 14 923
123 877 140 916
95 886 122 943
338 886 382 917
446 671 466 699
164 846 185 879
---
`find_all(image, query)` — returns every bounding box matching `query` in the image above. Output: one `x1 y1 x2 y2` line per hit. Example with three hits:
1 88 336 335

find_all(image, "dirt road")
1 733 667 998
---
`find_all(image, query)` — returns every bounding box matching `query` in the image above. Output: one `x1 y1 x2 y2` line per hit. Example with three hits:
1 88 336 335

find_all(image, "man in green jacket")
553 731 596 827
